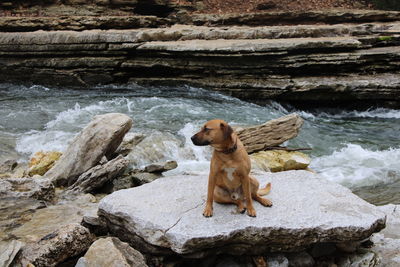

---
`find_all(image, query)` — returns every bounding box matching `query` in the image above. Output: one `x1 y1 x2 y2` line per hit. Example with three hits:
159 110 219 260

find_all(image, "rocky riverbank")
1 112 399 266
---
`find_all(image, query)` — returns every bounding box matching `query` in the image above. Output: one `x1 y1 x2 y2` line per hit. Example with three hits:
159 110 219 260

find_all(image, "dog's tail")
257 182 271 196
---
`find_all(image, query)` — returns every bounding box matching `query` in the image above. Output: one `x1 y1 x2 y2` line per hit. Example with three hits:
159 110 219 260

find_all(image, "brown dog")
191 119 272 217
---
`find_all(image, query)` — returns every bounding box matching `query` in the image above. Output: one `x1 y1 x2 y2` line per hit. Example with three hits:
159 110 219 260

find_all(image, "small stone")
266 254 289 267
131 172 161 185
76 237 148 267
28 151 62 176
144 160 178 173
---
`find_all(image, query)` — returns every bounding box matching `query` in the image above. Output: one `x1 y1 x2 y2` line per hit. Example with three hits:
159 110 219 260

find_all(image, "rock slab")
98 170 386 257
44 113 132 186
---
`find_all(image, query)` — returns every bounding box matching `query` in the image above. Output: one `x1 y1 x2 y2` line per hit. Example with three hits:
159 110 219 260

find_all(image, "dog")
191 119 272 217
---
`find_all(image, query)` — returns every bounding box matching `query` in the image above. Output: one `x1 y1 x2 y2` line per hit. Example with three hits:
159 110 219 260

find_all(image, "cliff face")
1 1 400 107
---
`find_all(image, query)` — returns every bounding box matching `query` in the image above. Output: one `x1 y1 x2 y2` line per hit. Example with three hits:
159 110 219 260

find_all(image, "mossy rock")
251 150 311 172
28 151 62 176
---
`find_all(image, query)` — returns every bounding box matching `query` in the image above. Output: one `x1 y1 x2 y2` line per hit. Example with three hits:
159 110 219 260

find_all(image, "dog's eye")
204 127 211 132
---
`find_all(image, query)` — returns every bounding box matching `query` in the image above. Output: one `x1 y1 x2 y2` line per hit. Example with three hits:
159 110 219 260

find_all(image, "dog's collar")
216 138 238 154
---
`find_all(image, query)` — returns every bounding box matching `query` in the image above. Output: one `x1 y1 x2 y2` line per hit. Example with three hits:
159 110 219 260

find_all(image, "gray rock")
16 223 95 267
0 240 24 267
44 113 132 186
370 234 400 267
266 254 289 267
0 178 54 201
337 249 380 267
369 204 400 267
0 159 18 173
81 215 108 236
98 170 386 256
75 237 148 267
131 172 161 185
144 160 178 173
114 132 145 156
5 194 98 243
376 204 400 239
69 155 129 193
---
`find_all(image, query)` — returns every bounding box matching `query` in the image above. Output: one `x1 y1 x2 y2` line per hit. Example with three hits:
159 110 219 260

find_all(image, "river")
1 83 399 205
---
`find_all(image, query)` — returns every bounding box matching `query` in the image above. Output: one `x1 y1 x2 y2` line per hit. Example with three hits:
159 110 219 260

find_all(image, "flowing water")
1 83 399 205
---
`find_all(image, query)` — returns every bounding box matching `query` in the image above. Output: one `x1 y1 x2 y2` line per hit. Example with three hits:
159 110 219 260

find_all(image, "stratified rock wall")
1 11 400 107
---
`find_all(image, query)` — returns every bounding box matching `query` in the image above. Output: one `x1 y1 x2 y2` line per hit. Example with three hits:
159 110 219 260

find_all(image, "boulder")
44 113 132 186
0 178 54 201
336 249 380 267
28 151 62 176
15 223 95 267
68 155 129 193
144 160 178 173
236 114 304 154
114 132 145 156
0 240 24 267
75 237 148 267
98 170 385 257
251 150 311 172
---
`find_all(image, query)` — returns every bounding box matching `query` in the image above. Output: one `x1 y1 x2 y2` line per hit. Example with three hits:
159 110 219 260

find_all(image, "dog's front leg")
203 171 217 217
242 175 256 217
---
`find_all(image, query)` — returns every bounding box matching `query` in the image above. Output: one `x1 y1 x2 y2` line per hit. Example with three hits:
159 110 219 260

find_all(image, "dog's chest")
223 167 236 182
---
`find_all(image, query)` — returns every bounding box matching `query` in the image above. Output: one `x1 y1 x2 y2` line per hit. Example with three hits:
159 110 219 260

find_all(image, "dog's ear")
221 123 233 141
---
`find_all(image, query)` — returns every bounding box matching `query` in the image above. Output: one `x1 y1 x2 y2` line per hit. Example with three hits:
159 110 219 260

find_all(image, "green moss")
378 36 393 41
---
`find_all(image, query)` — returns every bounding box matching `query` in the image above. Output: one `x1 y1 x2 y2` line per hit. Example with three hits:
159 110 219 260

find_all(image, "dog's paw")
203 207 213 217
238 207 246 214
247 207 257 217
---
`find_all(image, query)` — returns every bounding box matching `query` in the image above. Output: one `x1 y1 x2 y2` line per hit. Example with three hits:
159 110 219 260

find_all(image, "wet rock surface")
98 170 386 257
44 113 132 186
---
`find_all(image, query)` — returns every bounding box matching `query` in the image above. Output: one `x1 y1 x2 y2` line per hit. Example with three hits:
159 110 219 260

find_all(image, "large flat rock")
98 170 386 257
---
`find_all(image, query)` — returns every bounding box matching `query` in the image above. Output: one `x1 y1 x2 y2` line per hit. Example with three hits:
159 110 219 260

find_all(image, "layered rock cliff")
1 3 400 107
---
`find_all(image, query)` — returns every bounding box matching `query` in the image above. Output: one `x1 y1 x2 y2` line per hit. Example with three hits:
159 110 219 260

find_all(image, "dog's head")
191 119 233 146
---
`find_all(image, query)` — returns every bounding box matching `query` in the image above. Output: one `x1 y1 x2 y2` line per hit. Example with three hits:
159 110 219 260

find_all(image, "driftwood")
236 113 304 154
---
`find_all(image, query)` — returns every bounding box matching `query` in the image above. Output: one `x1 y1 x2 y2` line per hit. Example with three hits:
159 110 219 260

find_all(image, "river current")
1 83 399 205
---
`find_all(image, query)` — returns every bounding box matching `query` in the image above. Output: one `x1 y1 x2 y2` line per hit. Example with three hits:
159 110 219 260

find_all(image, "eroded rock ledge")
98 170 386 257
1 20 400 107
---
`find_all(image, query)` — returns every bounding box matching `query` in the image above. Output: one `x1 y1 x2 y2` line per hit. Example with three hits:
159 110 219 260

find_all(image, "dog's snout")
191 133 210 146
